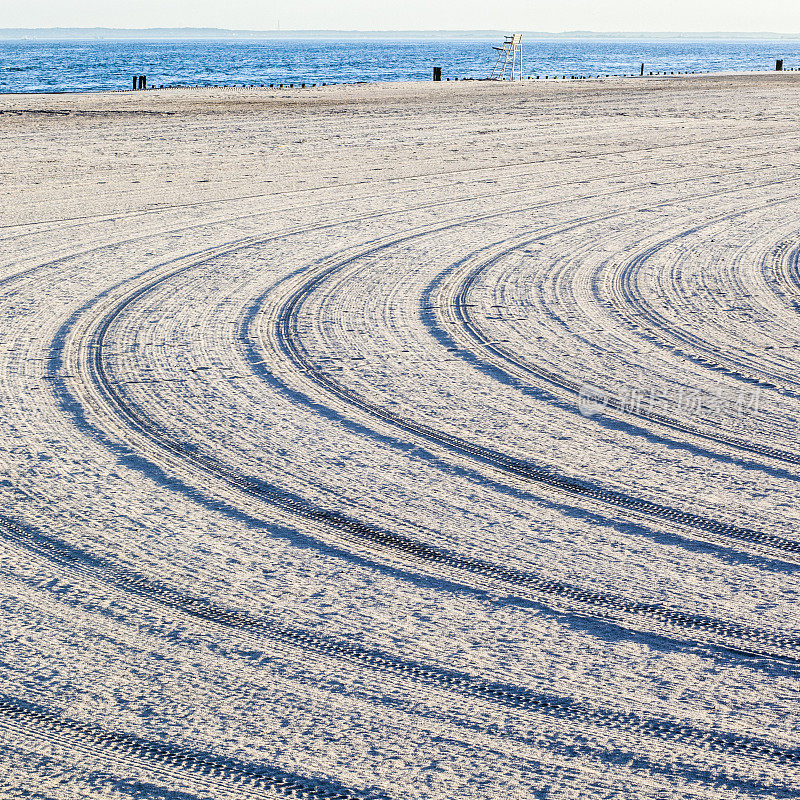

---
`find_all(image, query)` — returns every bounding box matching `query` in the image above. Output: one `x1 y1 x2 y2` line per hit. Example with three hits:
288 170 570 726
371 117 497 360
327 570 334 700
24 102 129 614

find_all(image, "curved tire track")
609 214 800 400
1 513 798 768
438 206 800 467
55 205 800 661
0 696 375 799
268 206 800 562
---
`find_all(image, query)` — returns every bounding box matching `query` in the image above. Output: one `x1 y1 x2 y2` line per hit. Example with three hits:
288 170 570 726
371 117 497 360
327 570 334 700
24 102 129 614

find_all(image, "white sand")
1 74 800 799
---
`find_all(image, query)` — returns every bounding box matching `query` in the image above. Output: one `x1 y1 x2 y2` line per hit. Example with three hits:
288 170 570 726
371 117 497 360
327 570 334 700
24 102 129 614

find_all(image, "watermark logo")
576 376 763 425
577 384 609 418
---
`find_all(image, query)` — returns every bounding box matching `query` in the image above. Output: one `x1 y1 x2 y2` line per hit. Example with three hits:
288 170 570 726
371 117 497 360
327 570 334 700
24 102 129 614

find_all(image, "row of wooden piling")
130 77 337 91
432 59 796 81
435 71 710 81
129 62 798 91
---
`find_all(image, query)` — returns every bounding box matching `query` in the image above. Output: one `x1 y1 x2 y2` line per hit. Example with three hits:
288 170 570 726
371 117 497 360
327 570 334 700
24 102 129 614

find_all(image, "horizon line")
3 27 800 39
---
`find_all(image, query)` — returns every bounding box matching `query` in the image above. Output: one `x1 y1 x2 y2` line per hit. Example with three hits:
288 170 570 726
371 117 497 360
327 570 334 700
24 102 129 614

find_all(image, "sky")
4 0 800 33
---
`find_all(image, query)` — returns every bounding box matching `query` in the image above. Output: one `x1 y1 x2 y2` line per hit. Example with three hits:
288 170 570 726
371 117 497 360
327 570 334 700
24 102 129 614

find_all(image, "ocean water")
1 38 799 93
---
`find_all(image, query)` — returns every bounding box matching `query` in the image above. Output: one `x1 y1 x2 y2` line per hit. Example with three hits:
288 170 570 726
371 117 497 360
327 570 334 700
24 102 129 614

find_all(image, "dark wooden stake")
433 66 442 81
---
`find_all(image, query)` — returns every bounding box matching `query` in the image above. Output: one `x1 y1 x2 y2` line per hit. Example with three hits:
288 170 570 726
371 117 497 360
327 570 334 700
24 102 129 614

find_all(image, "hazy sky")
5 0 800 33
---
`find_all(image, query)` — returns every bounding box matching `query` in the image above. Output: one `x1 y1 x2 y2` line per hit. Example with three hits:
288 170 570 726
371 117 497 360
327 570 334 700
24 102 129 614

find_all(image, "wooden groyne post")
777 59 784 71
433 66 442 81
139 75 147 90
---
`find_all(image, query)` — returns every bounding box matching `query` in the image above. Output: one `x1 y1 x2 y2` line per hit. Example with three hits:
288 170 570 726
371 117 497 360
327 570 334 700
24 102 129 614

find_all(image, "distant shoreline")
2 28 800 41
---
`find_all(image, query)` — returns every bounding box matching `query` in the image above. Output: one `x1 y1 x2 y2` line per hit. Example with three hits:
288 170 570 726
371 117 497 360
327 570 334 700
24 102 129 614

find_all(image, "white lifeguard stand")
490 33 523 80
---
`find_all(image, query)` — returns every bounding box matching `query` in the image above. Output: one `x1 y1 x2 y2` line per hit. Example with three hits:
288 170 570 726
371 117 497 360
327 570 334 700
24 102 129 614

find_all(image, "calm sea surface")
1 38 799 93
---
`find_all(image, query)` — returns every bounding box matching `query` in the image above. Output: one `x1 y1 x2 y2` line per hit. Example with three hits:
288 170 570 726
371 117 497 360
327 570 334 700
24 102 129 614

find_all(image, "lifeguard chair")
490 33 523 80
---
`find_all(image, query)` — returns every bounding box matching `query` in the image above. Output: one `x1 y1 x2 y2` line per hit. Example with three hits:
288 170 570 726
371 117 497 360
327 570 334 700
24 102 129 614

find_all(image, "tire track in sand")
435 205 800 467
1 512 798 771
54 189 800 662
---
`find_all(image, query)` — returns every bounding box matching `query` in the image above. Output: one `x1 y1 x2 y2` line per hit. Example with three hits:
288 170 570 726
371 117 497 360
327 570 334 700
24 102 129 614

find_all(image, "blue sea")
1 38 799 93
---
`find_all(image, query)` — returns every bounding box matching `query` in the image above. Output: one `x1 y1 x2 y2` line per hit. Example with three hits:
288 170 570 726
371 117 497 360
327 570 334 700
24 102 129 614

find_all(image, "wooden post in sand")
776 59 784 71
133 76 138 90
139 75 147 90
433 67 442 81
640 63 644 76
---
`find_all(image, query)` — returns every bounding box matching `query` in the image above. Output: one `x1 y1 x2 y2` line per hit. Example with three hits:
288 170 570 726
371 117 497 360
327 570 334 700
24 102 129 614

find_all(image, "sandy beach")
2 73 800 799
